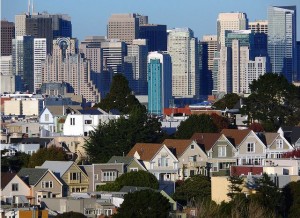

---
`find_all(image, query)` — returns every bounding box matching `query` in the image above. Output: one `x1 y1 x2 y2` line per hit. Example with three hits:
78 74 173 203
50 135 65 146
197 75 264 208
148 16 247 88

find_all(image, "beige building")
107 14 139 44
249 20 268 34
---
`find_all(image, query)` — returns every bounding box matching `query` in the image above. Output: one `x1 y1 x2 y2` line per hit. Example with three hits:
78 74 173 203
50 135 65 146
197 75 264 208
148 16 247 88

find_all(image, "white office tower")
124 39 148 95
167 28 199 98
41 38 100 103
245 57 267 93
217 12 248 49
33 38 47 92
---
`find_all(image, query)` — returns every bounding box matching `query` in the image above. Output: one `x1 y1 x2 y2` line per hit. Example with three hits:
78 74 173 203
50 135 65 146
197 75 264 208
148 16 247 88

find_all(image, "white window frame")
218 146 226 157
247 142 255 153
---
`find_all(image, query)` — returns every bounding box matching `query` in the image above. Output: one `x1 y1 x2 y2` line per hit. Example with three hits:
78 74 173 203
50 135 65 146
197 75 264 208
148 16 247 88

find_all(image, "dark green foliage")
113 189 170 218
1 152 30 172
94 74 142 114
27 146 68 168
175 114 218 139
227 175 244 200
241 73 300 131
56 211 86 218
96 171 159 192
213 93 240 110
84 106 163 163
173 175 211 205
281 180 300 217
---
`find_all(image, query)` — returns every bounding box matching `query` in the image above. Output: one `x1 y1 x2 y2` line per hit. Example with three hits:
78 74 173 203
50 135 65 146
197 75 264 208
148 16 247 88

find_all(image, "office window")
247 143 255 153
12 183 18 191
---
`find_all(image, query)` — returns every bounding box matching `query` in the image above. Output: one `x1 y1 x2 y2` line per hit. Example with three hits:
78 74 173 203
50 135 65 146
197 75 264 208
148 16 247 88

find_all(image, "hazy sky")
2 0 300 41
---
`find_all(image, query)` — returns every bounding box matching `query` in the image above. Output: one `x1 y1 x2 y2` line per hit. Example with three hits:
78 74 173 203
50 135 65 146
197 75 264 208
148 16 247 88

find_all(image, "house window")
70 118 75 125
218 146 226 157
84 120 92 124
45 114 49 121
41 181 53 188
276 139 283 149
102 171 117 182
70 172 80 181
12 183 18 191
247 143 255 153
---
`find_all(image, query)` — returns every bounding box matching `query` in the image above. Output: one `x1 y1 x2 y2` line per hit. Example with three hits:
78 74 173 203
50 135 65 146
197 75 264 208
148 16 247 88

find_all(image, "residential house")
127 143 179 194
80 163 125 192
18 168 65 205
263 132 294 158
107 156 147 172
162 139 208 179
39 161 89 194
1 172 30 205
191 133 237 176
221 129 266 165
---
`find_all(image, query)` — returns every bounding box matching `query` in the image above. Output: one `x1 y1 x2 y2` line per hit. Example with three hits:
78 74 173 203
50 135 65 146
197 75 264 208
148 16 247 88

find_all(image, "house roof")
190 133 222 151
39 161 74 177
18 168 48 186
126 143 162 161
107 156 133 164
1 172 16 189
162 139 195 157
264 133 279 146
221 129 251 147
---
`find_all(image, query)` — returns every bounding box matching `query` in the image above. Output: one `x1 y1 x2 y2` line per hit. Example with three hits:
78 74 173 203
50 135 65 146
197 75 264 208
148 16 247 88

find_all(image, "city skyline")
2 0 300 41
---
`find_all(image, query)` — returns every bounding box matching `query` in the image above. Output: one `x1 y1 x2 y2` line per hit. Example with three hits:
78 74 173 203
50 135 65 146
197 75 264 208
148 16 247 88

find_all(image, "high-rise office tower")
107 14 140 44
33 38 47 92
167 28 199 99
101 40 127 74
41 38 100 102
268 6 297 82
147 51 172 115
12 36 34 92
139 24 167 51
1 20 15 56
124 39 148 95
217 12 248 49
80 36 107 73
249 20 268 34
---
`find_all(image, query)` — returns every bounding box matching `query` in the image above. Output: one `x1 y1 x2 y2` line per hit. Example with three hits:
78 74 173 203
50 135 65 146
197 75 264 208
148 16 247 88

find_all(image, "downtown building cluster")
0 5 299 114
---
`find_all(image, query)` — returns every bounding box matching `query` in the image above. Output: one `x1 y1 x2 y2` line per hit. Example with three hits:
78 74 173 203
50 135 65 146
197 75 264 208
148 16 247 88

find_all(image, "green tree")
241 73 300 131
175 114 218 139
213 93 240 110
94 74 142 114
84 106 163 163
56 211 86 218
113 189 170 218
227 175 244 200
28 146 68 168
96 171 159 192
173 175 211 206
281 180 300 217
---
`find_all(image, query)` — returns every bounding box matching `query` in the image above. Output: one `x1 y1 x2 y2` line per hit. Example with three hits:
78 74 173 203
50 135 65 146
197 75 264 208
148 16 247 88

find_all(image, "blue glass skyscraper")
268 6 297 82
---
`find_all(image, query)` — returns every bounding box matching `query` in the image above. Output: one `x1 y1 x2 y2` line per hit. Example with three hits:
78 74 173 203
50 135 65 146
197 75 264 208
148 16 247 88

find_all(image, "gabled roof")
190 133 222 151
1 172 16 189
162 139 195 157
221 129 251 147
18 168 48 186
39 161 74 177
264 133 279 146
127 143 162 161
107 156 133 164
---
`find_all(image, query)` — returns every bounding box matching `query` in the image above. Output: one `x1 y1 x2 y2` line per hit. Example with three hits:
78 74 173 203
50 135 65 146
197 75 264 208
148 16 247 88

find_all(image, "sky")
2 0 300 41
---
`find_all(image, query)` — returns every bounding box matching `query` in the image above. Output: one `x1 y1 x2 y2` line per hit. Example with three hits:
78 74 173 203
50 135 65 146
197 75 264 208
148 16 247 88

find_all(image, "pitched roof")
264 132 279 146
18 168 48 186
1 172 16 189
190 133 222 151
162 139 195 157
126 143 162 161
107 156 133 164
39 161 74 177
221 129 251 147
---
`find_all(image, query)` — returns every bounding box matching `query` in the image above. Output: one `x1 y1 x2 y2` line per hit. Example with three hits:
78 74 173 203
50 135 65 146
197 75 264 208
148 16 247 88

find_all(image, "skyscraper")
107 14 139 44
139 24 167 52
33 38 47 92
1 20 15 56
147 51 172 115
249 20 268 34
217 12 248 49
124 39 148 95
167 28 199 99
41 38 100 102
268 6 297 82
